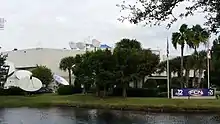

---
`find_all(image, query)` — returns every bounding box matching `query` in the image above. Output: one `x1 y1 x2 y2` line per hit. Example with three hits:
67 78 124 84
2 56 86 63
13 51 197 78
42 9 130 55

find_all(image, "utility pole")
207 49 211 88
166 37 170 98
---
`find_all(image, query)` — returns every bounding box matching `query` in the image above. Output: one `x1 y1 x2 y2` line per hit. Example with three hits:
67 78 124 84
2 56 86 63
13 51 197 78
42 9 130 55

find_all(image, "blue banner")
173 88 215 97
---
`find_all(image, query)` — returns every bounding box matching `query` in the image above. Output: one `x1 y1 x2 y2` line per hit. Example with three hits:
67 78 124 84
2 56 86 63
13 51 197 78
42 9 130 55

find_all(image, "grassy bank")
1 94 220 113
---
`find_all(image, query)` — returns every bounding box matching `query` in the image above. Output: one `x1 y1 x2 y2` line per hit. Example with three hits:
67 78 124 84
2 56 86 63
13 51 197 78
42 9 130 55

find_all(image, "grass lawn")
0 94 220 112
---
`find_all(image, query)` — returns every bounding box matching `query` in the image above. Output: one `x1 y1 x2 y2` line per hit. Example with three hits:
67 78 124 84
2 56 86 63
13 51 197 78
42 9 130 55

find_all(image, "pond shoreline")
1 94 220 114
52 104 220 114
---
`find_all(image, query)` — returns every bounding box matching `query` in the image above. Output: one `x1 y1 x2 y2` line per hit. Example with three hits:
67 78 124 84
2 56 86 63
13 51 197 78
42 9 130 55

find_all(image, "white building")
3 48 87 81
2 47 201 86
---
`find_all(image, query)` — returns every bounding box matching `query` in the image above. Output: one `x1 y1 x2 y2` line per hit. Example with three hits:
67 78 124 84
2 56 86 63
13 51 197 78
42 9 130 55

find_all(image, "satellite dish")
4 78 19 89
69 42 77 49
53 74 69 85
76 42 86 49
4 74 19 88
17 77 42 92
15 70 32 80
4 61 15 76
92 39 101 47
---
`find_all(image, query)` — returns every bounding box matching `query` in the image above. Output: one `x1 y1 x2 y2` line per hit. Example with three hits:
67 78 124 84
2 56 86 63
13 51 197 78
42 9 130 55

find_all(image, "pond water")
0 108 220 124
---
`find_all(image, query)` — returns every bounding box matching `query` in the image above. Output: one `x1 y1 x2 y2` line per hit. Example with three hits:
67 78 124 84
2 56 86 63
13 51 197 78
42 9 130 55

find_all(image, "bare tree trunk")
134 81 138 88
103 85 106 97
142 76 145 88
197 69 203 88
96 86 100 97
185 69 189 88
180 45 184 88
122 82 127 97
192 69 196 88
122 87 127 97
68 69 72 85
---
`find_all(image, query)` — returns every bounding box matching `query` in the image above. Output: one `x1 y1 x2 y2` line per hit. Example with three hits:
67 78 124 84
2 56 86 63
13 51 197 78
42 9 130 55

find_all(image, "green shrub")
7 87 25 95
0 88 6 95
57 85 82 95
111 88 159 97
0 87 25 96
157 92 168 97
31 65 53 87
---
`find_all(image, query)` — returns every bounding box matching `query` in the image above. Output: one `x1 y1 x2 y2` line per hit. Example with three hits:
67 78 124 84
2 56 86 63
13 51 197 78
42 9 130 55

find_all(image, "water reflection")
0 108 219 124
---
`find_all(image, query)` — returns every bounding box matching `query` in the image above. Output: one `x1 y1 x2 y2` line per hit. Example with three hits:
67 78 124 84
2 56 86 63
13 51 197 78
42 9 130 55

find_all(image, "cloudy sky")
0 0 216 56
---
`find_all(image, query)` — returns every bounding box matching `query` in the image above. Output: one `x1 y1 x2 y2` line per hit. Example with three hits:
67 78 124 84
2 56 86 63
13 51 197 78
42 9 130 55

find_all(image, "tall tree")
114 38 142 51
138 49 160 86
0 54 7 88
114 48 140 97
114 38 142 97
72 52 94 92
88 49 116 97
31 65 53 88
195 50 207 87
59 56 75 85
209 36 220 87
189 24 210 52
118 0 220 33
171 24 191 87
184 55 196 87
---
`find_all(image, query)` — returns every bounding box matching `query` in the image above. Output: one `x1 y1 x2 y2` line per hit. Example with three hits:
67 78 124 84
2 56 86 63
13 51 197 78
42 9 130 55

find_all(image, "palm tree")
187 25 209 87
172 24 191 87
189 24 210 53
194 50 207 87
59 56 75 85
184 55 193 87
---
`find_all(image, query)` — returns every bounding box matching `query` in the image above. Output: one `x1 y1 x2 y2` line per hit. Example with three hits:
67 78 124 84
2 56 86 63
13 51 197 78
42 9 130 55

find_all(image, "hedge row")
111 88 160 97
57 85 83 95
0 87 25 96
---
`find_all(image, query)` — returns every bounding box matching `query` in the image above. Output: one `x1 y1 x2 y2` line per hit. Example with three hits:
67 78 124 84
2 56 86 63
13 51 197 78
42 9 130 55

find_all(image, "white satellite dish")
76 42 86 49
92 39 101 48
15 70 32 80
4 61 15 76
53 74 69 85
17 76 42 92
69 42 77 49
4 74 19 89
4 79 19 89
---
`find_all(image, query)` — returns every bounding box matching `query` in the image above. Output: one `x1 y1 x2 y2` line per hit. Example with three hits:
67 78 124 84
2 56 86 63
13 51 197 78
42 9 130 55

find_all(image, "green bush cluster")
111 88 159 97
57 85 82 95
0 87 25 96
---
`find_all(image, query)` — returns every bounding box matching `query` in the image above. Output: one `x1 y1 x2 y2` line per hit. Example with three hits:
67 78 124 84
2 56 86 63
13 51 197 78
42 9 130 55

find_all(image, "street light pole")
207 49 211 88
166 37 170 98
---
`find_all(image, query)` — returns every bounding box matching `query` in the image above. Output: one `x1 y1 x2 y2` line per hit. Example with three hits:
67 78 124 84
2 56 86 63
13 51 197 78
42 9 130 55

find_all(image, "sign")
172 88 215 98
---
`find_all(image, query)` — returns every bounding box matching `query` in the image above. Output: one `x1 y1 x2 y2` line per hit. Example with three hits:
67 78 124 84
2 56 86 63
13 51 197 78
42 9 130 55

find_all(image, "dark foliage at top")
118 0 220 33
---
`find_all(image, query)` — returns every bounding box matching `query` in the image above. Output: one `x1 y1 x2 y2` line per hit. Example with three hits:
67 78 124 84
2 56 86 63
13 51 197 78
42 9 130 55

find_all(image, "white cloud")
0 0 211 56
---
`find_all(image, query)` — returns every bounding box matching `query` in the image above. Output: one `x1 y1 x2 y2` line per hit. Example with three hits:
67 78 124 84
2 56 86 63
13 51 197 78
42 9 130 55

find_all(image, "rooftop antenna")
69 41 77 50
76 42 86 50
0 18 6 30
84 36 93 51
92 39 101 51
36 41 42 48
0 18 5 54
